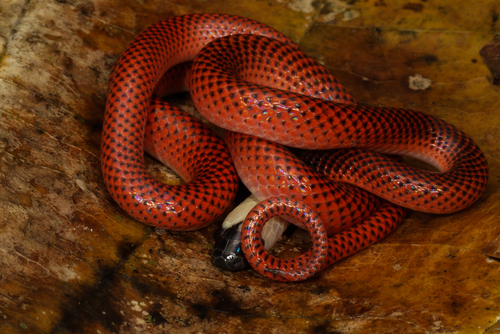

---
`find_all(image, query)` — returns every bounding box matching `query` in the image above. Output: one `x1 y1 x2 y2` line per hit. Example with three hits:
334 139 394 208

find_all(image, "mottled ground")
1 0 499 333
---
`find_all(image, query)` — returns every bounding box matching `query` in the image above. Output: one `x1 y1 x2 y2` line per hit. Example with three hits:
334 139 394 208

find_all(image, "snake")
101 13 489 281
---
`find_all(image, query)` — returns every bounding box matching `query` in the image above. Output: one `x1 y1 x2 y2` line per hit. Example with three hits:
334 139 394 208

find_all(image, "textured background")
0 0 499 333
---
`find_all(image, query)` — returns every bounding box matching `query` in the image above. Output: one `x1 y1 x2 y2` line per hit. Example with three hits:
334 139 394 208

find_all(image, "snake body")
102 13 489 281
189 34 488 213
102 14 288 230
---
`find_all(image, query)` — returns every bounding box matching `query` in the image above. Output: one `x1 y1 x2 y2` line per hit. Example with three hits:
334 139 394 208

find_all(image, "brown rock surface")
1 0 499 333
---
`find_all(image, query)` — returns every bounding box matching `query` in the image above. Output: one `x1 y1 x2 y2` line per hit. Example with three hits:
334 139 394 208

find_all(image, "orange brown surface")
0 0 499 333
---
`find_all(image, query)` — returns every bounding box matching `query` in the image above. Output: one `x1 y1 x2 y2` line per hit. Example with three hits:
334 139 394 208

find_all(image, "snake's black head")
211 221 250 271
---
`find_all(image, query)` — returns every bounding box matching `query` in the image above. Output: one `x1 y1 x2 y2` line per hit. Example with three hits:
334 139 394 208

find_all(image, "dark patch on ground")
312 322 343 334
423 54 438 65
53 267 123 333
487 255 500 262
403 2 424 12
117 240 140 260
147 304 168 325
309 285 330 295
210 288 246 315
480 42 500 84
188 303 210 320
492 10 498 26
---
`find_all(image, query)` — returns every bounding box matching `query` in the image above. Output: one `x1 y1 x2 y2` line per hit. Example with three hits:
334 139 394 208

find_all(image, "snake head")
211 222 250 271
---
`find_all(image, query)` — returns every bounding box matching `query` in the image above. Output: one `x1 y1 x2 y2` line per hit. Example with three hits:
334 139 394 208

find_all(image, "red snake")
101 13 489 281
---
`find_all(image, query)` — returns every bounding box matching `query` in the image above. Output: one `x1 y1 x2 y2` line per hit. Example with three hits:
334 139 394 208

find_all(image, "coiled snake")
101 13 488 281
